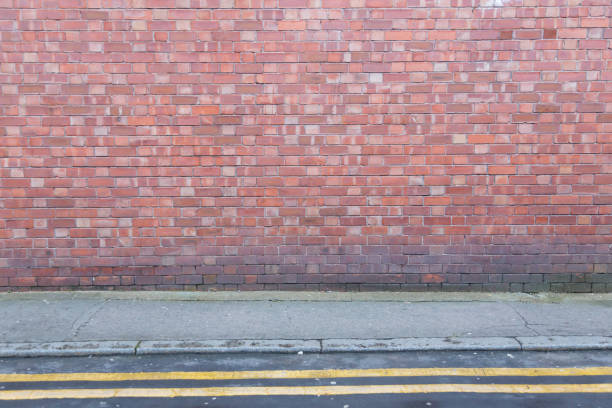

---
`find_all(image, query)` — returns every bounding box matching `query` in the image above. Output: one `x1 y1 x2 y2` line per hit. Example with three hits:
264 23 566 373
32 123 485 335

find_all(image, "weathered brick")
0 1 609 292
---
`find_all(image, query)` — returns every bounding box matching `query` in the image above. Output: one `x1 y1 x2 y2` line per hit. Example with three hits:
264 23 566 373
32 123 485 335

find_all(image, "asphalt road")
0 350 610 407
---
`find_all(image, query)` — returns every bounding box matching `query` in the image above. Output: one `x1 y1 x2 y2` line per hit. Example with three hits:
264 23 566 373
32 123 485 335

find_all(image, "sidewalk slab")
508 302 612 336
0 292 609 356
74 300 535 341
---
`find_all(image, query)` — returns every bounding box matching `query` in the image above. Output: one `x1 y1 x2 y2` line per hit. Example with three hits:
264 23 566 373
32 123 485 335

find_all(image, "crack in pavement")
506 303 540 336
69 299 110 341
513 336 525 350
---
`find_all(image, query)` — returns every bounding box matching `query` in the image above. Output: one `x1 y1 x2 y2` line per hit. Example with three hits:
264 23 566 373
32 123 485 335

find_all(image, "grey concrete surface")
75 300 536 341
137 339 321 354
509 302 612 336
0 341 138 357
0 292 610 356
321 337 521 352
517 336 612 351
0 299 105 343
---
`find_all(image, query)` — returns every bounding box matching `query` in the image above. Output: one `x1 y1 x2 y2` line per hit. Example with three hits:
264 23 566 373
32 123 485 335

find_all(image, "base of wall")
2 273 611 293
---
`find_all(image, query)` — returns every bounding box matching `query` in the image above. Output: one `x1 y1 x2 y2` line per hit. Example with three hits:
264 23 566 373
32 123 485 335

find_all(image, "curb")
321 337 520 352
137 340 321 355
516 336 612 351
0 336 610 357
0 341 139 358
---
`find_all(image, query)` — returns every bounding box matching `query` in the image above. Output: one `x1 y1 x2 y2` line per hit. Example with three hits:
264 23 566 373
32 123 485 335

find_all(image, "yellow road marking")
0 367 611 383
0 383 611 400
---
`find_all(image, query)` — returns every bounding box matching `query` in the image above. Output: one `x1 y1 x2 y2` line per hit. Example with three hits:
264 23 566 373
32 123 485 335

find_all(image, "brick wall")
1 0 611 292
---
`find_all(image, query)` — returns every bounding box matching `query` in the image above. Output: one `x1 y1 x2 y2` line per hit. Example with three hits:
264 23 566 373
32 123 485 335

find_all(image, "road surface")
0 350 610 407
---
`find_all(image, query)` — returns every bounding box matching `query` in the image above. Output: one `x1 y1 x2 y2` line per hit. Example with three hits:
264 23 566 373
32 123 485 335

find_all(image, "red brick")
192 105 220 115
535 104 560 113
385 31 412 41
277 21 306 30
558 29 587 38
366 0 392 7
0 1 608 292
429 31 456 40
489 166 516 175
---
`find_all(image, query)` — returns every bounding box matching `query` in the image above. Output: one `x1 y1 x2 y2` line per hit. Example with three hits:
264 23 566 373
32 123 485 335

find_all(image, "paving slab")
508 302 612 336
0 292 609 356
0 299 106 343
76 300 533 341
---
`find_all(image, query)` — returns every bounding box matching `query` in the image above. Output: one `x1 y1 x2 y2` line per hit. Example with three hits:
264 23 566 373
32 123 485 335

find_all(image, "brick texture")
1 0 611 292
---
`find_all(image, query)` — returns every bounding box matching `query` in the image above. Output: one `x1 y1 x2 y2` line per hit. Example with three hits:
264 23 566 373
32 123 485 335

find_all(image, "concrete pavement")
0 292 610 356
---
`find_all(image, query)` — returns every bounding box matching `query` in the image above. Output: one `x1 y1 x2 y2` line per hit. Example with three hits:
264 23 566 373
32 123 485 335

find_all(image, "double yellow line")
2 384 612 400
0 367 611 400
2 366 611 383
